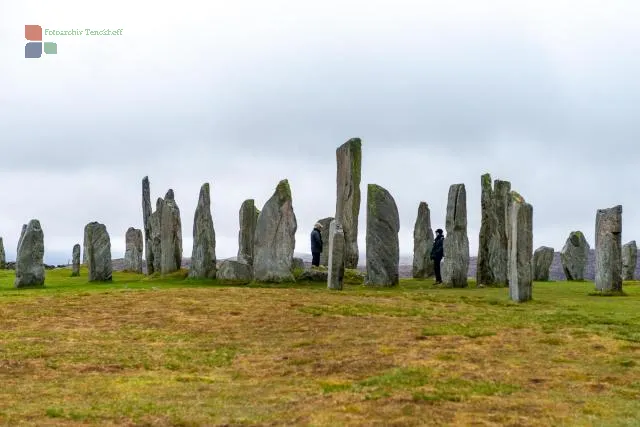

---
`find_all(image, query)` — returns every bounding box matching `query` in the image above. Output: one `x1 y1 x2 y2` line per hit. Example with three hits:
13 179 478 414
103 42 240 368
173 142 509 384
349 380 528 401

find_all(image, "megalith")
14 219 45 288
317 216 334 266
560 231 589 280
595 205 623 293
189 183 217 279
532 246 554 281
84 222 112 282
622 240 637 281
237 199 260 265
442 184 470 288
365 184 400 287
160 189 183 275
0 237 5 269
412 201 434 279
142 176 154 274
217 259 253 284
327 219 345 290
335 138 362 269
507 192 533 302
71 243 80 276
124 227 143 273
253 179 297 282
150 197 163 274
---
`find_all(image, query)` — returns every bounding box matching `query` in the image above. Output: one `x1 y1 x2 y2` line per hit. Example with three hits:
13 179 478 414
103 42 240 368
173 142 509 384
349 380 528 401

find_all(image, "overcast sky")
1 0 639 264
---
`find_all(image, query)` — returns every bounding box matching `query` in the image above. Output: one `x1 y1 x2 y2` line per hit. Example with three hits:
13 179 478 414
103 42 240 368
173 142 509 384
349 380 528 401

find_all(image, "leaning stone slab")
217 259 252 284
442 184 470 288
71 243 81 276
365 184 400 287
560 231 590 280
595 205 623 293
335 138 362 269
622 240 637 281
15 219 45 288
317 217 334 266
507 192 533 302
412 202 434 279
532 246 554 281
327 220 345 290
189 183 217 279
84 222 112 282
124 227 143 273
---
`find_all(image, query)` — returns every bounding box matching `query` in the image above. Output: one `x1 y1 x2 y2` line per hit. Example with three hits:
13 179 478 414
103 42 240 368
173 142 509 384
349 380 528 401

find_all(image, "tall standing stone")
142 176 154 274
595 205 623 293
327 220 345 290
253 179 297 282
0 237 5 269
82 235 87 265
150 198 163 274
124 227 143 273
14 219 45 288
71 243 80 276
317 217 334 266
532 246 554 281
237 199 260 265
560 231 589 280
412 202 434 278
335 138 362 269
189 183 217 279
622 240 637 281
365 184 400 287
160 189 183 275
84 222 112 282
477 174 511 286
507 192 533 302
442 184 470 288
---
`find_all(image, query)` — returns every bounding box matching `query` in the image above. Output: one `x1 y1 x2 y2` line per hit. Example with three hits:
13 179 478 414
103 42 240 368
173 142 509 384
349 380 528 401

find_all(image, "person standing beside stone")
430 228 444 284
311 223 323 267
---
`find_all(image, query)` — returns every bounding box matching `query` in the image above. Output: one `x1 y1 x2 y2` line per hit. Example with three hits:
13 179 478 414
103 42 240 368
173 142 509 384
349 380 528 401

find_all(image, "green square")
44 42 57 54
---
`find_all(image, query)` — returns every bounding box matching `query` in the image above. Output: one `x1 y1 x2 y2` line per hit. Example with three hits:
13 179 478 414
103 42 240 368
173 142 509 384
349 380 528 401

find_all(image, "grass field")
0 268 639 426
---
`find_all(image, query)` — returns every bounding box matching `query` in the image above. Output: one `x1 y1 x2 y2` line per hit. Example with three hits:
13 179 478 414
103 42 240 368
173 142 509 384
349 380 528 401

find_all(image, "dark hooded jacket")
311 227 323 253
431 234 444 260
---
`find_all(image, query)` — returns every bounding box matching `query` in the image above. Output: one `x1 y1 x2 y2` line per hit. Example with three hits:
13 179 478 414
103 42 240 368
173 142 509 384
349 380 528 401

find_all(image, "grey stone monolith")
0 237 5 269
189 183 217 279
508 192 533 302
560 231 589 280
150 197 163 274
335 138 362 269
442 184 470 288
327 220 345 290
124 227 143 273
142 176 154 274
160 189 183 275
365 184 399 287
532 246 554 281
237 199 260 265
84 222 112 282
412 202 434 279
317 217 334 266
595 205 623 293
14 219 45 288
71 243 80 276
622 240 637 281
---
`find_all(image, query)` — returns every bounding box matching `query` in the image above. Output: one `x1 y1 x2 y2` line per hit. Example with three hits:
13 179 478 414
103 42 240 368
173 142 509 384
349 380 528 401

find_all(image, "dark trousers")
312 252 320 267
433 257 442 282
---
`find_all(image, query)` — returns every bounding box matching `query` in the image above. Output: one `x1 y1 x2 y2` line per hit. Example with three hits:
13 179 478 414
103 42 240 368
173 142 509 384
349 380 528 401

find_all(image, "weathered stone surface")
508 192 533 302
327 220 345 290
477 174 511 286
335 138 362 269
442 184 470 288
622 240 637 281
217 259 252 283
189 183 217 279
532 246 554 281
253 179 297 282
595 205 623 293
237 199 260 265
82 235 87 265
412 202 434 279
298 268 328 282
0 237 5 269
365 184 400 287
292 257 305 270
160 190 183 275
84 222 112 282
14 220 45 288
142 176 154 274
560 231 590 280
317 217 334 266
124 227 143 273
150 198 163 273
71 243 80 276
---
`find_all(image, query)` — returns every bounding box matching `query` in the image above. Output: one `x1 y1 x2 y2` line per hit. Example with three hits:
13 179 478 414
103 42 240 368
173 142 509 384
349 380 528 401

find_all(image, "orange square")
25 25 42 41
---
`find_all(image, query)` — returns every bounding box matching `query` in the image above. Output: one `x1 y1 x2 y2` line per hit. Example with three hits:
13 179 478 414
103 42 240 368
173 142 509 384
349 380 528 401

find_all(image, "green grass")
0 267 639 426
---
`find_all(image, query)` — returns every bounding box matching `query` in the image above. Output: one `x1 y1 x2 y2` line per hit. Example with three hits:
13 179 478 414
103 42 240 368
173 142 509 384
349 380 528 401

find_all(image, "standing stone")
124 227 143 273
622 240 637 281
477 174 511 286
532 246 554 281
335 138 362 269
142 176 154 274
560 231 590 280
237 199 260 265
365 184 400 287
82 235 87 265
327 220 345 290
189 183 217 279
0 237 5 269
412 202 434 278
317 217 334 266
14 219 45 288
160 189 183 275
508 192 533 302
595 205 623 293
253 179 297 282
442 184 470 288
84 222 112 282
150 198 163 274
71 243 80 276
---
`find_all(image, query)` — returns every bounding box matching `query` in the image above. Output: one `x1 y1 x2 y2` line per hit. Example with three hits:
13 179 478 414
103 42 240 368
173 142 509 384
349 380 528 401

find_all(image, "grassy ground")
0 268 639 426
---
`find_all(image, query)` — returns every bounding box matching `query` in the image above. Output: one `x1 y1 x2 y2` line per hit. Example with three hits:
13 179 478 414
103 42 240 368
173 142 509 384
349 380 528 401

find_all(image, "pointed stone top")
510 191 525 203
275 179 292 201
142 176 149 182
165 189 175 200
481 173 492 185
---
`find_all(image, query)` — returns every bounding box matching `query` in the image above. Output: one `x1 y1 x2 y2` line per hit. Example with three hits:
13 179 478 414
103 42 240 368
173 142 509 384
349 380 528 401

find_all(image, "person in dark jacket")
430 228 444 284
311 223 323 267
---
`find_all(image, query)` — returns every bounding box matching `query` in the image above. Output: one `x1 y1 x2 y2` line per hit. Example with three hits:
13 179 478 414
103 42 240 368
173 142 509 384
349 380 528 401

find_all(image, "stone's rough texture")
189 183 217 279
298 269 328 282
71 243 81 276
124 227 143 273
365 184 400 287
217 260 252 283
150 198 163 274
142 176 154 274
327 220 345 290
84 222 112 282
532 246 554 281
317 217 334 266
412 202 434 278
442 184 470 288
0 237 5 269
622 240 637 281
335 138 362 269
160 190 183 275
253 179 297 282
595 205 623 293
292 257 305 270
14 220 45 288
477 174 511 286
507 192 533 302
237 199 260 265
82 234 87 265
560 231 590 280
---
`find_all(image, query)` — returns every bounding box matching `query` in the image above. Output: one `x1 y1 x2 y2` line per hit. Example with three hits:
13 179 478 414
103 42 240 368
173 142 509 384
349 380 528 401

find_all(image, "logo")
25 25 57 58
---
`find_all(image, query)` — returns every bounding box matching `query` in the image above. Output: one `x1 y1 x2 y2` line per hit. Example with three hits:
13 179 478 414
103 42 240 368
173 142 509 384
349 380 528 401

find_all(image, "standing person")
310 223 323 267
430 228 445 284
